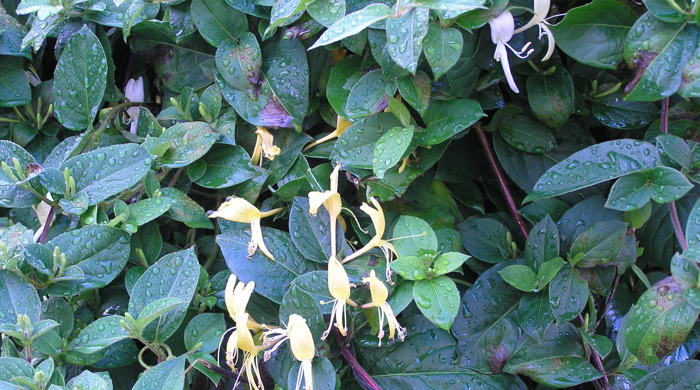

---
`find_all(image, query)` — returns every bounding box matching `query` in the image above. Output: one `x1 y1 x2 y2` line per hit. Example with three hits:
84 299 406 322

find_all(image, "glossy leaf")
309 4 392 49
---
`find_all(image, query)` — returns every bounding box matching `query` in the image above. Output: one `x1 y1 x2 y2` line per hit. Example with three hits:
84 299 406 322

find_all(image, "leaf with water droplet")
385 8 429 74
67 315 129 355
0 57 30 107
457 217 511 263
183 313 226 354
499 114 556 154
423 24 463 80
132 355 186 390
548 266 588 322
191 0 248 46
373 125 414 179
526 67 575 129
416 98 485 146
309 3 391 50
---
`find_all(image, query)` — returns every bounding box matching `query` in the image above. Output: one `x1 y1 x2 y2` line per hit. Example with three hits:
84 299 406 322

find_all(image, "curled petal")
209 198 262 223
496 44 520 93
514 0 551 34
540 23 556 61
250 218 275 260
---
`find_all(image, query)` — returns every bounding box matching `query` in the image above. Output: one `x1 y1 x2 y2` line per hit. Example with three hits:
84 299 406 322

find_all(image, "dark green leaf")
309 4 391 49
416 98 485 146
458 217 511 263
390 215 438 257
548 266 589 322
0 57 30 107
191 0 248 47
0 270 40 325
423 24 463 80
526 67 574 129
184 313 226 353
132 355 185 390
498 264 538 292
385 8 429 74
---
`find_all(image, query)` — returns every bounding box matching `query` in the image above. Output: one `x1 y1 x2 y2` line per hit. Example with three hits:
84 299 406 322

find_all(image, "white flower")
124 77 144 134
489 12 533 93
514 0 556 62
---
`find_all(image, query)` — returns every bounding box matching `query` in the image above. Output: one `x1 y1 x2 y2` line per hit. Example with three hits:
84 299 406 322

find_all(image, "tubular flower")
208 197 283 260
263 315 316 390
362 270 406 346
341 197 399 283
226 313 266 390
224 274 262 331
308 163 342 257
489 11 534 93
303 116 352 152
251 127 281 166
513 0 556 61
124 77 144 134
321 256 356 339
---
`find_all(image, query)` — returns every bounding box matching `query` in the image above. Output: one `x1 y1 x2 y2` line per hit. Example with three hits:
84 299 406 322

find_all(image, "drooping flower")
251 127 281 166
321 256 356 339
489 12 534 93
225 313 266 390
224 274 262 331
303 116 352 152
341 197 399 283
361 270 406 346
263 314 316 390
308 163 342 257
208 197 283 260
513 0 556 61
124 77 144 134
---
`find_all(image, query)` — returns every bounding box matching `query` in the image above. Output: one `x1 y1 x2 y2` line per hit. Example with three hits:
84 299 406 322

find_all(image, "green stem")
76 101 143 156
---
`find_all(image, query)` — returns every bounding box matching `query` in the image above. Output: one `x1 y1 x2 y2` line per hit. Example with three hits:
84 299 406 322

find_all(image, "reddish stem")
661 98 688 250
38 206 55 244
475 125 529 239
339 345 382 390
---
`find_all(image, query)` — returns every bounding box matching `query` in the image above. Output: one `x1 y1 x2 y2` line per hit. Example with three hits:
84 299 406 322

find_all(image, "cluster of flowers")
209 161 406 390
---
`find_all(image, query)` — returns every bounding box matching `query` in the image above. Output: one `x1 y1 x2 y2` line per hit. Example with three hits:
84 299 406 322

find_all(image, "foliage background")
0 0 699 388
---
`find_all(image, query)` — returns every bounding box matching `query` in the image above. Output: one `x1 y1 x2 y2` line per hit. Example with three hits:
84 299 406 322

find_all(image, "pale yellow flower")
225 313 265 390
321 256 356 339
308 163 342 257
303 116 352 152
209 197 283 260
251 127 281 166
262 314 316 390
342 198 399 283
224 274 261 331
514 0 556 61
362 270 406 346
489 12 534 93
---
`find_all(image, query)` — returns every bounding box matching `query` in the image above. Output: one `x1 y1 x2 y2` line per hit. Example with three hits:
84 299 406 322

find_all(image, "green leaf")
537 257 566 288
128 249 200 342
309 4 392 50
372 125 414 179
132 355 185 390
385 8 429 74
0 140 36 186
634 360 700 389
279 285 325 340
452 263 521 372
390 255 430 280
457 217 511 263
644 0 689 23
548 267 589 322
432 252 469 275
416 98 485 146
525 139 659 202
623 277 700 364
657 134 692 168
66 370 112 390
262 39 309 130
190 0 248 47
288 196 347 263
53 26 107 131
148 122 219 168
134 297 187 330
217 227 317 303
268 0 314 32
569 221 628 267
524 216 560 269
160 187 214 229
60 144 152 206
332 113 402 169
307 0 346 26
127 197 172 226
0 57 30 107
624 13 697 101
0 270 40 325
498 265 538 292
503 323 603 387
184 313 226 354
326 55 364 115
517 292 554 341
422 24 463 80
499 115 556 154
526 67 575 129
396 72 431 116
215 32 261 91
46 225 130 296
403 0 486 11
391 215 438 257
550 0 637 69
686 199 700 247
287 356 336 390
190 144 258 189
67 316 129 355
591 94 659 129
606 167 693 211
344 69 393 119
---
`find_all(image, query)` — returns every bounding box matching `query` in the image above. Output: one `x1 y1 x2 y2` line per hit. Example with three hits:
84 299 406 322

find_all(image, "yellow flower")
263 315 315 390
224 274 262 331
342 197 399 283
209 197 283 260
362 270 406 346
251 127 281 166
303 116 352 152
308 163 342 257
225 313 265 390
321 256 356 339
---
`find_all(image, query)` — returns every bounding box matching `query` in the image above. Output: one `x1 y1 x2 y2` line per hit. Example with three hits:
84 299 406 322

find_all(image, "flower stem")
336 331 381 390
661 97 688 250
475 125 529 239
38 206 55 244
